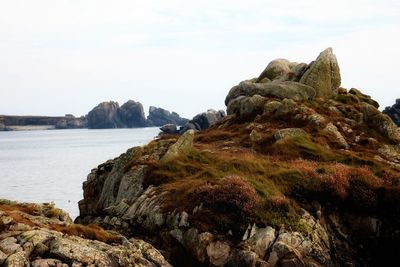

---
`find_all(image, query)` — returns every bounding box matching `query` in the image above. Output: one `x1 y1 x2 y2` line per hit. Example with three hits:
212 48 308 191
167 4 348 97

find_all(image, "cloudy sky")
0 0 399 119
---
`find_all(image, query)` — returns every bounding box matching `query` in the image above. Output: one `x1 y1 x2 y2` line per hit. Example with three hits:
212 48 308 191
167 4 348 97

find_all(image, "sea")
0 127 160 219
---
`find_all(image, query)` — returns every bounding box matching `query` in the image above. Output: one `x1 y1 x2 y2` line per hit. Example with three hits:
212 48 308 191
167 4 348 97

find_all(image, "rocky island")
87 101 189 129
0 102 188 131
2 48 400 266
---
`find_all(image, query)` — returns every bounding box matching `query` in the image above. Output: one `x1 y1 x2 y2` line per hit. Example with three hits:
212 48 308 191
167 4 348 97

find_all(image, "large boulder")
147 106 188 126
118 100 147 127
384 99 400 127
361 103 400 143
299 47 341 98
225 81 316 107
256 59 293 82
161 130 195 162
87 101 122 129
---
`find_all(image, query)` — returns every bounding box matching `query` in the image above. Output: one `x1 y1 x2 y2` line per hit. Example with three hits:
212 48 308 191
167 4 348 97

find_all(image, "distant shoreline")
3 125 57 131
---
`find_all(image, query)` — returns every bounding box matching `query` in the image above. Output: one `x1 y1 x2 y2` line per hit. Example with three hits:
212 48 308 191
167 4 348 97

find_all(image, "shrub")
189 175 258 233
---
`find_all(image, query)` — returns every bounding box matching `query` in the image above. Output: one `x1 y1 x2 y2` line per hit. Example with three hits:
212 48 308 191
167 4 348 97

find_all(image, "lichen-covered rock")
274 128 308 141
244 226 275 258
225 81 316 106
256 58 292 81
349 88 379 108
4 251 29 267
161 130 194 162
0 201 172 267
78 146 146 216
31 259 68 267
300 47 341 98
323 123 349 149
361 102 400 143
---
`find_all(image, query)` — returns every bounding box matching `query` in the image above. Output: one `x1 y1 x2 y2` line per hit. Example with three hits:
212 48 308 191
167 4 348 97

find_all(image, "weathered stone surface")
183 228 214 263
300 47 341 98
31 259 68 267
4 251 28 267
225 81 316 106
206 241 231 267
161 130 194 162
245 226 276 258
361 103 400 143
79 146 144 216
0 201 172 267
323 123 349 149
122 186 166 230
0 237 22 254
257 58 292 81
349 88 379 108
274 128 308 141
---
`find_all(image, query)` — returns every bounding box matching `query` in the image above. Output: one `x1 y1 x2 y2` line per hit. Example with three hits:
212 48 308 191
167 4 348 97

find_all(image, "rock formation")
0 200 170 266
87 101 124 129
147 106 189 127
4 48 400 266
87 101 188 129
384 99 400 126
0 118 5 131
75 49 400 266
118 100 147 127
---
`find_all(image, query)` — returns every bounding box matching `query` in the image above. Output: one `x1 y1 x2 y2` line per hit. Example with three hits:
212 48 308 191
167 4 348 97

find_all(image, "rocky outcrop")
87 100 148 129
147 106 189 127
87 101 188 129
118 100 147 127
0 200 170 266
73 48 400 266
384 99 400 126
225 47 341 120
87 101 122 129
300 48 341 98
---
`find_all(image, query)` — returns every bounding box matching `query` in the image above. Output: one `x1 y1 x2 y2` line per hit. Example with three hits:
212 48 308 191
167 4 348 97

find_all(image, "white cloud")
0 0 399 118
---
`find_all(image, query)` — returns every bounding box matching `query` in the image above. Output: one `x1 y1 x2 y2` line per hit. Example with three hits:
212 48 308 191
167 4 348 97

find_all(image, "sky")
0 0 399 119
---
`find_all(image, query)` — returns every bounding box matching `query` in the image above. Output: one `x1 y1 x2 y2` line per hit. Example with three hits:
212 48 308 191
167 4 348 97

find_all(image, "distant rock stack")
0 117 5 131
87 100 188 129
87 101 124 129
147 106 188 126
118 100 147 127
384 99 400 127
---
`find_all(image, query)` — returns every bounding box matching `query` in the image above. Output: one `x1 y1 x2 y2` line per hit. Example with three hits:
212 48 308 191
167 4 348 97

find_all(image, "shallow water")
0 128 160 219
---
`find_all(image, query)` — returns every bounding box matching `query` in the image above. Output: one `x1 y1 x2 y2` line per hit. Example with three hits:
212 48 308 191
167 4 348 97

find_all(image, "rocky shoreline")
2 48 400 266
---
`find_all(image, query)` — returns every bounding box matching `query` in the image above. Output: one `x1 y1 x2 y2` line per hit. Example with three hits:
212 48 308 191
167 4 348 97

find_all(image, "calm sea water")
0 128 160 219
